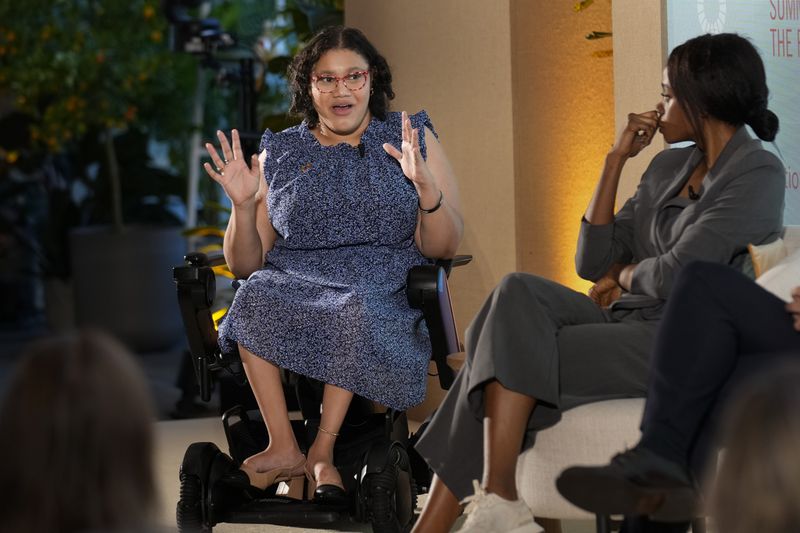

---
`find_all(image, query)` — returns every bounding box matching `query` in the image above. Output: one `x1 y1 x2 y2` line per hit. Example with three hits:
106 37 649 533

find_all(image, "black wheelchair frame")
173 252 470 532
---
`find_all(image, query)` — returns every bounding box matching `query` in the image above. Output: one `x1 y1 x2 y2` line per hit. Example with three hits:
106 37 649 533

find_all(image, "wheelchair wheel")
177 468 212 532
176 442 230 533
362 443 417 533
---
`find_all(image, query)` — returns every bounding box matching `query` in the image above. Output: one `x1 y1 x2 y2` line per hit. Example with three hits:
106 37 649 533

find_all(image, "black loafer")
556 446 700 522
313 483 348 505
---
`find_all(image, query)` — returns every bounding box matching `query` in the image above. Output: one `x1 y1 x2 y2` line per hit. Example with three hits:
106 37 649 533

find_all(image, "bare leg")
413 380 535 532
483 380 537 500
239 345 304 471
412 475 462 533
306 382 354 488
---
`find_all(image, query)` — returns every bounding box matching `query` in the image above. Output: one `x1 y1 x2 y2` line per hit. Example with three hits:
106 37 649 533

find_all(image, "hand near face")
786 287 800 331
612 111 661 159
382 111 434 191
203 129 261 207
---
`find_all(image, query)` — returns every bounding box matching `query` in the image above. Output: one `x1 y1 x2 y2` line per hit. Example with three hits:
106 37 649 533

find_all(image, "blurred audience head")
0 328 157 533
710 360 800 533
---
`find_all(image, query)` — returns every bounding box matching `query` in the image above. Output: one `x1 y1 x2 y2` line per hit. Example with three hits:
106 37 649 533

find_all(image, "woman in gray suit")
412 33 785 533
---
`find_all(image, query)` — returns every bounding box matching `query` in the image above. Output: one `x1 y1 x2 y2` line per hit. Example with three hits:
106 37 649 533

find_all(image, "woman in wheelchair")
411 33 785 533
202 26 463 502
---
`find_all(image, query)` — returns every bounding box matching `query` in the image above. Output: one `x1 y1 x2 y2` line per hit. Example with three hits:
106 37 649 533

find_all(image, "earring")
370 87 374 95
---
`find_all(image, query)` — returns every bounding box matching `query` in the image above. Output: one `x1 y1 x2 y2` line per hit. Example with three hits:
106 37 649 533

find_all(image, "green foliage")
574 0 613 57
0 0 343 276
0 0 199 279
586 31 613 40
256 0 344 132
0 0 199 234
0 0 194 154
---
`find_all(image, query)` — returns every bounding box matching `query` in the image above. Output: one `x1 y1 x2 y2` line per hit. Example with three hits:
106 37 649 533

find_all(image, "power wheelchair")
173 251 470 532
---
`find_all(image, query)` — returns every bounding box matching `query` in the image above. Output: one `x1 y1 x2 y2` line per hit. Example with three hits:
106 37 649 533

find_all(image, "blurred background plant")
0 0 342 333
0 0 194 290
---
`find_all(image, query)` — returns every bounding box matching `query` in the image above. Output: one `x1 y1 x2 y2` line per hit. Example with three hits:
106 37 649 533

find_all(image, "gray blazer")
576 127 785 314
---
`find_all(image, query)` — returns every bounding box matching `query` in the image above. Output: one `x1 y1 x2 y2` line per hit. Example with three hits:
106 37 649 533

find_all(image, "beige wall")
612 0 668 203
511 0 614 291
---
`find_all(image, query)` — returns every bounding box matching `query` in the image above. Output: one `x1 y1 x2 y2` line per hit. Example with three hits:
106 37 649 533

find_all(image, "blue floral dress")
218 111 436 410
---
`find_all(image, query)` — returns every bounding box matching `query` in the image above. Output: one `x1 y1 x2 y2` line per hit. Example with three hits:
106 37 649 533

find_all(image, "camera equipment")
161 0 258 153
162 0 235 56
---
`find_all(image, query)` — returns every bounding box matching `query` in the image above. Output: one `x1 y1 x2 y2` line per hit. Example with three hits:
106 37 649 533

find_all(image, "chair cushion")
515 398 645 519
781 225 800 254
756 247 800 303
748 238 786 278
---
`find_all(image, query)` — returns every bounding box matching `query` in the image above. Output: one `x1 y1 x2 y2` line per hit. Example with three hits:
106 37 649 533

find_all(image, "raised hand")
204 129 261 207
382 111 435 192
611 110 661 159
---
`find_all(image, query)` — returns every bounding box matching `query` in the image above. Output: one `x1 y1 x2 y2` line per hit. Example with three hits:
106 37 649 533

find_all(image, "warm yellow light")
211 308 227 330
511 0 614 296
547 104 611 295
514 81 613 296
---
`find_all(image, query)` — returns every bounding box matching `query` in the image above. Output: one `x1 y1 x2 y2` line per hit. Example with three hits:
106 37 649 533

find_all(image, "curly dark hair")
667 33 779 143
288 26 395 128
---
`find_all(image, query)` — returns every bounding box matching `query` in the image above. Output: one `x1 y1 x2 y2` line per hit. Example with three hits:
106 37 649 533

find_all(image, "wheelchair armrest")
407 255 471 390
185 250 228 268
435 254 473 276
173 251 245 401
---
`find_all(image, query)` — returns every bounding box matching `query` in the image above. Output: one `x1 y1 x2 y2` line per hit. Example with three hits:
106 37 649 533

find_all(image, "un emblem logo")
697 0 727 34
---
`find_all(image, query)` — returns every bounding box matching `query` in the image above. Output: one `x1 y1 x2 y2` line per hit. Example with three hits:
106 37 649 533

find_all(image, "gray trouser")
414 273 659 500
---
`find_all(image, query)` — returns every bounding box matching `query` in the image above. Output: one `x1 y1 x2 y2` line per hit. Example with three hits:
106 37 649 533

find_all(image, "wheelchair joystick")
184 251 210 267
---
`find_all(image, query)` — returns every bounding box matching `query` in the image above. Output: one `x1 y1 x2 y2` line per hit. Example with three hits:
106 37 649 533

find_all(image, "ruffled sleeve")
409 110 438 160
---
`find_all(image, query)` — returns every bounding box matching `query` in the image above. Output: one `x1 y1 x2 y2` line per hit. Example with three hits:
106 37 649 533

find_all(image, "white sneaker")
456 480 543 533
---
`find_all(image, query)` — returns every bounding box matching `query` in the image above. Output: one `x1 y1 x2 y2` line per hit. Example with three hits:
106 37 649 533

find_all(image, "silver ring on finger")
224 159 229 165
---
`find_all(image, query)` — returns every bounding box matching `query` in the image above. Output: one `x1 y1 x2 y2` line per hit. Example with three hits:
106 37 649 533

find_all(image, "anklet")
317 425 340 437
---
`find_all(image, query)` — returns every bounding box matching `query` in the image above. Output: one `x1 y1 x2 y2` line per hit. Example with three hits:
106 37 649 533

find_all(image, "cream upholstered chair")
516 398 645 533
783 225 800 254
514 225 800 533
